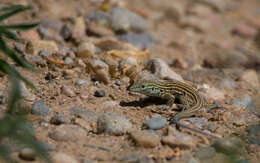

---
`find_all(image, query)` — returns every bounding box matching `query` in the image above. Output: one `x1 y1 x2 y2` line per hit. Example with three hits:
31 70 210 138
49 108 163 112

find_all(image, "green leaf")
0 5 32 22
0 23 39 31
0 59 35 90
0 35 35 71
0 5 50 163
0 5 30 12
0 27 20 41
7 77 21 113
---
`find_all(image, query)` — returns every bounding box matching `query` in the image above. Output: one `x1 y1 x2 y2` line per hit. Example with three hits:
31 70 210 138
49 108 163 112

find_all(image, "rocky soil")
0 0 260 162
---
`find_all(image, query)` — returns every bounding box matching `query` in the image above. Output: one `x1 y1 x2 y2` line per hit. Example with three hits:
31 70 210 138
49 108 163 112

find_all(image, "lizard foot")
157 105 170 111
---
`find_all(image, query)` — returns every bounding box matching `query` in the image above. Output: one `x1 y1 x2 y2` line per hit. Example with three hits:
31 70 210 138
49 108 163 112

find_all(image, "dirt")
0 0 260 162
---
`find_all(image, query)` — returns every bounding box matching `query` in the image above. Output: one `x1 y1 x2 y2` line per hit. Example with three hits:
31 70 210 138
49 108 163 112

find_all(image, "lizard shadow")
120 97 169 108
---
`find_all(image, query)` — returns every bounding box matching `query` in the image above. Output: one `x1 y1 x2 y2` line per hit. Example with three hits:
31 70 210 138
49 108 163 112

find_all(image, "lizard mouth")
127 84 135 91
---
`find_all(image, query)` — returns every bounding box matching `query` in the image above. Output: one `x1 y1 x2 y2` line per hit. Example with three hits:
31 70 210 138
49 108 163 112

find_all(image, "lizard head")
129 79 161 96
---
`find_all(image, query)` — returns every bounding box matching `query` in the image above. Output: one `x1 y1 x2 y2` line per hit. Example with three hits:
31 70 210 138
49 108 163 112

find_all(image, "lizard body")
129 79 219 138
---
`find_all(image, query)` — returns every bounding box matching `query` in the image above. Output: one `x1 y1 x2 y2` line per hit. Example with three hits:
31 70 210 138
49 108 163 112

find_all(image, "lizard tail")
170 117 220 139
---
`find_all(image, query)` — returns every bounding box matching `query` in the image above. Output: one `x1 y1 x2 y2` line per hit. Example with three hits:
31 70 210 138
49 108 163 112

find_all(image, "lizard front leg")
158 93 175 110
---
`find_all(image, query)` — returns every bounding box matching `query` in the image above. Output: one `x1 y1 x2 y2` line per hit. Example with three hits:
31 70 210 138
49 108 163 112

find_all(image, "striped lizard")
129 79 220 139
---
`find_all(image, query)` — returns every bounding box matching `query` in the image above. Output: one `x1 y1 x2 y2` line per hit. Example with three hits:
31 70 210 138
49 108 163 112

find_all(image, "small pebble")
117 33 156 50
31 100 51 116
0 91 4 104
232 23 257 38
19 82 36 101
130 130 160 148
94 81 100 86
94 90 106 97
77 59 86 67
80 94 88 99
69 107 98 122
93 69 110 84
114 79 122 86
91 59 109 69
111 7 147 32
62 85 76 97
97 111 132 135
86 10 111 25
143 115 167 130
75 79 89 86
39 118 49 127
63 69 77 79
68 51 76 59
50 112 70 125
19 148 36 161
171 57 189 69
64 57 74 64
232 96 256 110
60 24 72 40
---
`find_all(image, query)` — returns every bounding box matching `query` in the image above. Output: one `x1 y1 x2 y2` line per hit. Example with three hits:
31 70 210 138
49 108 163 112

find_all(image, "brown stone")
77 42 96 58
72 17 86 41
26 40 58 55
49 124 86 142
130 130 160 148
52 152 78 163
20 29 41 41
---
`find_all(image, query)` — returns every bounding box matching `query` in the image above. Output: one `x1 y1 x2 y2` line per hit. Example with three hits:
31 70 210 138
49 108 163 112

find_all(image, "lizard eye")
141 85 145 88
